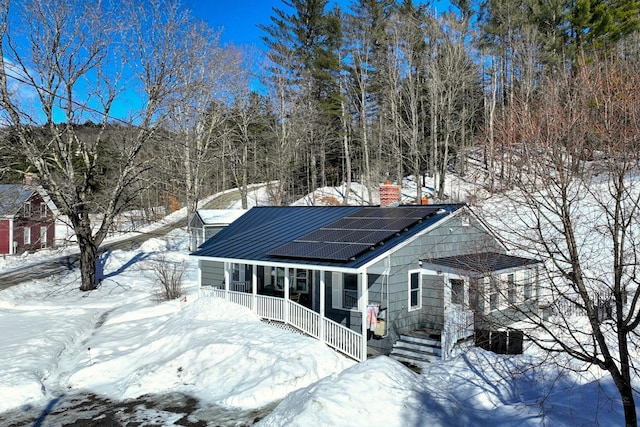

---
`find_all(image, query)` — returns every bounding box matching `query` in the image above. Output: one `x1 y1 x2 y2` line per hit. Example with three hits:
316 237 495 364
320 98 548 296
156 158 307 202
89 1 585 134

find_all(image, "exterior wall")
421 275 445 330
191 226 228 251
204 226 225 241
7 193 56 254
366 213 503 355
0 219 9 254
323 271 363 333
474 265 541 329
199 259 225 288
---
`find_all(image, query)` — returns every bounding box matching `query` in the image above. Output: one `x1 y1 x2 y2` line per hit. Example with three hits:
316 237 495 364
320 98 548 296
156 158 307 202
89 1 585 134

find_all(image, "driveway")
0 187 251 290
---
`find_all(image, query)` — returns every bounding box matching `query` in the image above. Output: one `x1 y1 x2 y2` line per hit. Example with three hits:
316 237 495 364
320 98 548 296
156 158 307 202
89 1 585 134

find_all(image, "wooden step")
393 340 442 356
399 334 441 348
391 346 441 362
390 332 443 368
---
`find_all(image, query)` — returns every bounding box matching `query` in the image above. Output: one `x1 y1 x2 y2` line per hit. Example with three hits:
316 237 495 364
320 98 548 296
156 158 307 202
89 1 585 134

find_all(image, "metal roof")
0 184 37 216
423 252 541 275
192 209 247 226
191 204 465 269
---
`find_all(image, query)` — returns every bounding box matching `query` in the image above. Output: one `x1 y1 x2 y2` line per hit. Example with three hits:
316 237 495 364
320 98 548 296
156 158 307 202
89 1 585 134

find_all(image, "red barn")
0 184 58 255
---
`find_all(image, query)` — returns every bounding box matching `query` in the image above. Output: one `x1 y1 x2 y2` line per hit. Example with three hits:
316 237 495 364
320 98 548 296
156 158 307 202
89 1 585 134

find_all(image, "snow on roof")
197 209 247 225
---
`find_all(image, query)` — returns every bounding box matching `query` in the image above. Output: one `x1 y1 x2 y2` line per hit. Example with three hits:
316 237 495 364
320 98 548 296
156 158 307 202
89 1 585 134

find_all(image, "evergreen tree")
260 0 342 199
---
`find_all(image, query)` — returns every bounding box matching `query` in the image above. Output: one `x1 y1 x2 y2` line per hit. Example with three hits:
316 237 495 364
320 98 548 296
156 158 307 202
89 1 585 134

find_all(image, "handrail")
201 287 364 361
442 305 474 360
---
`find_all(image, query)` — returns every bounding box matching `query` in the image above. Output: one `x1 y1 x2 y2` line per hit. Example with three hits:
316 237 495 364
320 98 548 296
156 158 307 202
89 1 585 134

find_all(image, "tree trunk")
78 234 99 291
611 365 637 427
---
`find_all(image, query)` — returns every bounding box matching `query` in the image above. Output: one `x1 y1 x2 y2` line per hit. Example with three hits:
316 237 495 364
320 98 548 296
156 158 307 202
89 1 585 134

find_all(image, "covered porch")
199 260 376 362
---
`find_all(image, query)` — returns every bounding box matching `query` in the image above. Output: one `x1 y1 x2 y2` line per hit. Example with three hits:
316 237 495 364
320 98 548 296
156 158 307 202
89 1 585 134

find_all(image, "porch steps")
390 333 442 369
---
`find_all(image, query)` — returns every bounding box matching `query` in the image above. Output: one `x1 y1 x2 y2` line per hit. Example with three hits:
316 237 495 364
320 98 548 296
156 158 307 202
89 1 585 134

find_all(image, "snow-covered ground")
0 179 636 425
0 228 630 426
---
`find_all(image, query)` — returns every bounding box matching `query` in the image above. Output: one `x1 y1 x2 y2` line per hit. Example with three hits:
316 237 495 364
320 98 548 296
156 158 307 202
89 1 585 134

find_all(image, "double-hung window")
408 271 422 311
40 226 47 248
523 270 532 300
507 273 516 304
23 201 31 217
489 276 499 311
332 272 358 310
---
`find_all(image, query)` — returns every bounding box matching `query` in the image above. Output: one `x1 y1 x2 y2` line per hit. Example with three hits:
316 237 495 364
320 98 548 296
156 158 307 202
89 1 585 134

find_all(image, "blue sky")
185 0 346 48
186 1 451 49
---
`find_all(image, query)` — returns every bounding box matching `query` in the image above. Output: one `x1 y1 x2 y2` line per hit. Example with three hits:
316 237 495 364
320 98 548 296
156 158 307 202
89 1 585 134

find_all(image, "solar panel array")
268 206 439 262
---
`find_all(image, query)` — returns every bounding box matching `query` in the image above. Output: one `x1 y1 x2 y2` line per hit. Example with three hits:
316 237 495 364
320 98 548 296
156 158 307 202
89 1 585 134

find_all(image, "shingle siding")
365 214 503 354
200 260 224 287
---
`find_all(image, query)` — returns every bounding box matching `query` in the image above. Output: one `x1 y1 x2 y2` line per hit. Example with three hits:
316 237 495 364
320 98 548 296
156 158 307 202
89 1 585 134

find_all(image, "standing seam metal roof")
191 204 465 269
0 184 37 216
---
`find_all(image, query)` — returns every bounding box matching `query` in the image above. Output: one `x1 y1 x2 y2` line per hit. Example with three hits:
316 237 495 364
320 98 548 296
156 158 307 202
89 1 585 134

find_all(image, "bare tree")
427 11 479 200
0 0 194 291
226 49 267 209
164 25 243 230
482 55 640 427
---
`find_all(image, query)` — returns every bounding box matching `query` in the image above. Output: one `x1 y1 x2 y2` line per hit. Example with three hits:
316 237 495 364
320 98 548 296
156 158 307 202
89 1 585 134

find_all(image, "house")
0 184 58 255
189 209 247 251
191 203 541 362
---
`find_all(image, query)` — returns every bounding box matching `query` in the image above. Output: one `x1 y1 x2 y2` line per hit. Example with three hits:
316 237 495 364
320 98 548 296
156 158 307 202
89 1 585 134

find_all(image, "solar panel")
268 205 440 262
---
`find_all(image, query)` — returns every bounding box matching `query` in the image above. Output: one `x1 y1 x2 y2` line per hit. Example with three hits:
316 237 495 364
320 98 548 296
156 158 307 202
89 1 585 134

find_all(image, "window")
469 278 481 311
523 270 532 300
489 277 499 311
23 201 31 217
451 279 464 305
274 267 285 290
507 273 516 304
343 274 358 309
232 263 241 282
40 203 47 218
332 272 358 310
40 226 47 248
409 271 422 311
24 227 31 245
295 269 309 293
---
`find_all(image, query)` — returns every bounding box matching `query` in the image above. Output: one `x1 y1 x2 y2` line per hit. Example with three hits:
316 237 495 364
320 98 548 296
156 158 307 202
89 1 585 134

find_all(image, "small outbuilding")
189 209 247 251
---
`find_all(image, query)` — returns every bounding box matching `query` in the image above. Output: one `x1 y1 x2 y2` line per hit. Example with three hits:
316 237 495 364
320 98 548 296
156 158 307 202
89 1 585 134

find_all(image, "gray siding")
199 259 225 287
204 226 225 241
366 214 503 355
422 276 444 330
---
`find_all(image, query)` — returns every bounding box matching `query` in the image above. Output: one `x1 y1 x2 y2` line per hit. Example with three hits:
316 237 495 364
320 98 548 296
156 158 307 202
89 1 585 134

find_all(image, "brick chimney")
24 173 36 186
379 182 400 207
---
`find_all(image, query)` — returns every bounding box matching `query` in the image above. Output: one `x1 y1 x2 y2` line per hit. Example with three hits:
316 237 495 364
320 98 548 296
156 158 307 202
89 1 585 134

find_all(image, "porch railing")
441 305 475 360
201 286 364 361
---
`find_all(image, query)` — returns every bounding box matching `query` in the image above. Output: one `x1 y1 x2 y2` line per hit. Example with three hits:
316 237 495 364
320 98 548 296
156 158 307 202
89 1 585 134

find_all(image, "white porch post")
284 267 290 323
224 262 231 293
252 264 258 311
360 270 368 361
319 270 325 340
